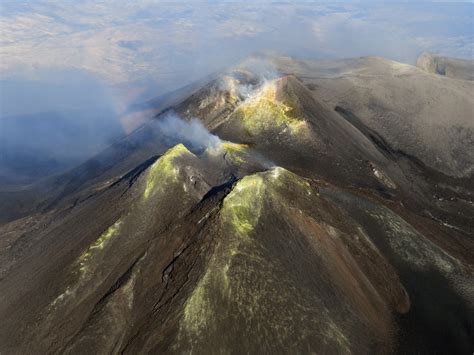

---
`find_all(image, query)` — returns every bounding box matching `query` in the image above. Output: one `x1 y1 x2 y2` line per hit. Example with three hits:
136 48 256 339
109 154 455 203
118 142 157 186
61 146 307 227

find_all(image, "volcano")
0 55 473 354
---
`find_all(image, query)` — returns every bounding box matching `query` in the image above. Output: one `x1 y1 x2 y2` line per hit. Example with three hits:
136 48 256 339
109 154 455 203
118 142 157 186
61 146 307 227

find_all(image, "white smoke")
153 112 222 152
238 57 279 82
219 57 281 101
153 59 281 154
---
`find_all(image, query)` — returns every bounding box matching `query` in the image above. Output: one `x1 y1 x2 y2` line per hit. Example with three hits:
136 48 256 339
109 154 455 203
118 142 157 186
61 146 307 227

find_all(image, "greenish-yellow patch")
269 167 312 198
233 83 306 135
219 167 310 236
50 219 123 309
78 219 123 273
143 144 194 200
220 174 266 236
181 271 215 341
222 142 250 165
178 173 268 342
222 142 249 152
176 168 328 350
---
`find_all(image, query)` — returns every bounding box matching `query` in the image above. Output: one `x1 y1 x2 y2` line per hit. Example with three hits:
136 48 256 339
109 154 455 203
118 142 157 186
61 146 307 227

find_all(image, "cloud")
308 10 422 62
0 0 471 183
0 1 472 100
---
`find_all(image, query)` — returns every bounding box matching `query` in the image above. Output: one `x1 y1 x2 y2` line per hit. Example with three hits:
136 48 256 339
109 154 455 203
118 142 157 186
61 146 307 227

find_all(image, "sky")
0 1 473 112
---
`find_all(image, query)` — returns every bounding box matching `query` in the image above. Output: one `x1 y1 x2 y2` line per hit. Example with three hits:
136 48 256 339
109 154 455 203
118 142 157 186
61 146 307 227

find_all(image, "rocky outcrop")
416 52 474 81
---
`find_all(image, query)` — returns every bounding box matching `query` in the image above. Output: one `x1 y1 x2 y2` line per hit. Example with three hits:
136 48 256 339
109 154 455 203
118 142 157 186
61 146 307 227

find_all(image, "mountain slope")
274 55 474 177
0 55 473 354
416 52 474 81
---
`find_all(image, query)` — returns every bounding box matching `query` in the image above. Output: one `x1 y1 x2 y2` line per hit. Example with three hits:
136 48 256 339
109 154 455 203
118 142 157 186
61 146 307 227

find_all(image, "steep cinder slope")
1 148 471 353
274 56 474 177
156 168 410 354
0 143 267 353
213 75 403 189
0 56 473 354
199 72 473 237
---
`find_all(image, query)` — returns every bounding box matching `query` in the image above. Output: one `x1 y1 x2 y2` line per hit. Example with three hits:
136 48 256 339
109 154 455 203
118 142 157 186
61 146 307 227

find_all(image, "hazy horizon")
1 1 473 115
0 1 472 186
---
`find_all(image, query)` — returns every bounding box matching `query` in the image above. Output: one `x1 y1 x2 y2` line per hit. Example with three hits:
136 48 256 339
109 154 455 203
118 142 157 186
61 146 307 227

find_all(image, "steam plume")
220 57 281 101
153 112 221 152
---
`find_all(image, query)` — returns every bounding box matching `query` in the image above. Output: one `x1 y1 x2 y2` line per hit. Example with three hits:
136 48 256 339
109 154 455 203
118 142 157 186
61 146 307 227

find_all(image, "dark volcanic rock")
0 55 473 354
